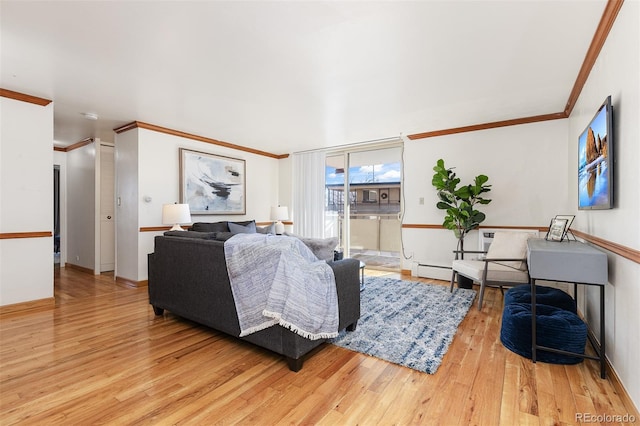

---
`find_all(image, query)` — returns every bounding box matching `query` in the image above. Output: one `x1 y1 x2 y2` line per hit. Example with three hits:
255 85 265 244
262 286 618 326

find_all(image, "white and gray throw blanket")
224 233 338 340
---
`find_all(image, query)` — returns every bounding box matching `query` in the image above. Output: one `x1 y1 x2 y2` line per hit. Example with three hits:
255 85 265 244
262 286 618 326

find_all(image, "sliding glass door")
325 144 402 271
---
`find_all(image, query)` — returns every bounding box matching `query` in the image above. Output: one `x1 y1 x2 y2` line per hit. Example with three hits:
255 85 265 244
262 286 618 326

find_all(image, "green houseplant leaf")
431 159 492 254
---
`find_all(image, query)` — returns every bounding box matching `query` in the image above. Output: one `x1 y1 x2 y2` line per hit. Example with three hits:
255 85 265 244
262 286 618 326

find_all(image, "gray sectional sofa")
148 226 361 371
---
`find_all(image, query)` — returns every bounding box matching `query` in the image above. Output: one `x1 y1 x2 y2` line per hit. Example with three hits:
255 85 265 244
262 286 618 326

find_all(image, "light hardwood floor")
1 266 637 425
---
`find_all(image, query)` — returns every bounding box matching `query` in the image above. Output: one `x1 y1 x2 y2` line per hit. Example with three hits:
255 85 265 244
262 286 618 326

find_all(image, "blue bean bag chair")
500 302 587 364
505 284 576 314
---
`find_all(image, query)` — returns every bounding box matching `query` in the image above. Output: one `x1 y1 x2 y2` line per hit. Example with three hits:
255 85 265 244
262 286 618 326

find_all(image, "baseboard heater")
416 263 452 281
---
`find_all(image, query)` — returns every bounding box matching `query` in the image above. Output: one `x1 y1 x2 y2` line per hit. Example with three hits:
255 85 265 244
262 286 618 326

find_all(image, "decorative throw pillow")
230 220 256 228
191 221 229 232
228 221 257 234
284 232 339 262
486 231 535 270
256 223 276 234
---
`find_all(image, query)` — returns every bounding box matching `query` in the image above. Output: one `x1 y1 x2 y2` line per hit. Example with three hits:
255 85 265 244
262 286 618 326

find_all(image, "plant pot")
458 275 473 289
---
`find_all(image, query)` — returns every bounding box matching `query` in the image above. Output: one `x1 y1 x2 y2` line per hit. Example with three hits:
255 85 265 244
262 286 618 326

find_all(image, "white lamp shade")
270 206 289 221
162 203 192 231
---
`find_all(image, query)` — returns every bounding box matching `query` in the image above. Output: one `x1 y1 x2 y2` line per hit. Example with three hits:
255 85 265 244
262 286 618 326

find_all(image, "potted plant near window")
432 159 492 288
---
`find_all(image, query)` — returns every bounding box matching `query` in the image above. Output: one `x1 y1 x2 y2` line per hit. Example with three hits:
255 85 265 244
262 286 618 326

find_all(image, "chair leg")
450 271 456 293
477 280 487 310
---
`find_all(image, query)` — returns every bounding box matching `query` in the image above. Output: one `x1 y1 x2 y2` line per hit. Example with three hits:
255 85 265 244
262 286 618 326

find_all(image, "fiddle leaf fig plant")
432 159 492 254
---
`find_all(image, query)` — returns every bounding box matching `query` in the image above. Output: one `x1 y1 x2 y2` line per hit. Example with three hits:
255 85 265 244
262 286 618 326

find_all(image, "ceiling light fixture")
81 112 99 120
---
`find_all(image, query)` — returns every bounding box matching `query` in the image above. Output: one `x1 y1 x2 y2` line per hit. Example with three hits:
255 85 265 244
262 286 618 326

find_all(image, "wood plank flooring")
1 266 637 425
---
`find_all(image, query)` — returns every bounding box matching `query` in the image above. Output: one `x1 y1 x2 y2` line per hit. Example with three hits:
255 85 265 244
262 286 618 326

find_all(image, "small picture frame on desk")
546 218 568 241
555 214 576 241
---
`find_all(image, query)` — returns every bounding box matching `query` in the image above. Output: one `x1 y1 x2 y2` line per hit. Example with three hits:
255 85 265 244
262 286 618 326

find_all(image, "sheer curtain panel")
292 151 326 238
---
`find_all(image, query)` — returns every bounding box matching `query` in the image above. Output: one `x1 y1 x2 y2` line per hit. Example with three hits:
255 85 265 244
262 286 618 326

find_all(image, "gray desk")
527 239 608 378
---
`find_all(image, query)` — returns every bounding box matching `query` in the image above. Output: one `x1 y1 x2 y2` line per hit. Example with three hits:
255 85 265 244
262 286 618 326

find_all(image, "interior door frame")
97 142 116 273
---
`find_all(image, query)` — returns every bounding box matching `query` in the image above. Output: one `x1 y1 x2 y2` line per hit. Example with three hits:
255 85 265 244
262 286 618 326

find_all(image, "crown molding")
407 112 567 140
0 88 52 106
564 0 624 116
63 138 94 152
408 0 624 141
114 121 289 160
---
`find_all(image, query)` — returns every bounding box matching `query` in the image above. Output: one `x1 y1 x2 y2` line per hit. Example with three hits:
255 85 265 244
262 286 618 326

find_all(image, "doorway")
99 144 115 272
54 165 60 265
325 144 402 271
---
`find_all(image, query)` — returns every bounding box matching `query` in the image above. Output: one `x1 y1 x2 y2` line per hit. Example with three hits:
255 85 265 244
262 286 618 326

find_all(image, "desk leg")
600 285 606 379
531 278 537 363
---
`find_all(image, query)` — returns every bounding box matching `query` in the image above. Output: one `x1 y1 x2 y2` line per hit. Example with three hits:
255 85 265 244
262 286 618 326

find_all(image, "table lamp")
270 206 288 235
162 203 191 231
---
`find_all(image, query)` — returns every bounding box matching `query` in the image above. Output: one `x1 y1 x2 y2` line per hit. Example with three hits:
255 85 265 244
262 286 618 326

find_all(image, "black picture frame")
545 218 568 242
554 214 575 241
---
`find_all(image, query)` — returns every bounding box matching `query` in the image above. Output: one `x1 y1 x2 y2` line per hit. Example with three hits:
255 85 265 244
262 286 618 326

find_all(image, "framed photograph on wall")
180 148 246 215
546 217 568 242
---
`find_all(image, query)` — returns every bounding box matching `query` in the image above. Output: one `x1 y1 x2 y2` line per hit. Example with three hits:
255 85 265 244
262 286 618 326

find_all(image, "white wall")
115 127 281 281
401 119 569 277
0 97 54 306
278 156 293 216
395 1 639 407
568 0 639 408
66 142 96 271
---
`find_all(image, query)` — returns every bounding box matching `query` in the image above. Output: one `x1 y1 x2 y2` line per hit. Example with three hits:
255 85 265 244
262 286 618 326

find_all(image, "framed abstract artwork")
179 148 246 215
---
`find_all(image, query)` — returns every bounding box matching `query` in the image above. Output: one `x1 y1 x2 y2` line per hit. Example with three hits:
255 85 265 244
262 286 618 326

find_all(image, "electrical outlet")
419 197 424 205
76 255 80 261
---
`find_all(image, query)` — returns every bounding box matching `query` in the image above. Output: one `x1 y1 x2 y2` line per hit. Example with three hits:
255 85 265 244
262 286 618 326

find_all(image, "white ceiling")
1 1 607 154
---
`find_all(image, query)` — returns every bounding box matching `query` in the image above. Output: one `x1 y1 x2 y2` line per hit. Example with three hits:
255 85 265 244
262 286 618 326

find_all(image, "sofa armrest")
328 258 361 330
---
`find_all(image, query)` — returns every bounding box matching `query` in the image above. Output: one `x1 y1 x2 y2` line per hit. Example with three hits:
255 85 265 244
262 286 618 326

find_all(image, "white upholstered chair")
450 231 538 310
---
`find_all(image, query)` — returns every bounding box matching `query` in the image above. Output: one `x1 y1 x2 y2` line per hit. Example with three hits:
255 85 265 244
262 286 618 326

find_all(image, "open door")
99 144 115 272
54 165 60 265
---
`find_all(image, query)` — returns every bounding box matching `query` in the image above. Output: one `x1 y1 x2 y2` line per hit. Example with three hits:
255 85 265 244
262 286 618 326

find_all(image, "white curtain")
292 150 326 238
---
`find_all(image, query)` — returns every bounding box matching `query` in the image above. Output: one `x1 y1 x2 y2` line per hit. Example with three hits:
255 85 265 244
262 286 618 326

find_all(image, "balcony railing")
325 212 401 270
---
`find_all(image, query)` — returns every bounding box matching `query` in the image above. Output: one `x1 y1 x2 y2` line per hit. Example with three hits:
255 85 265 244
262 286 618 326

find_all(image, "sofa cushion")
164 230 217 239
284 232 339 262
452 259 529 283
191 221 229 232
229 221 257 234
213 232 234 241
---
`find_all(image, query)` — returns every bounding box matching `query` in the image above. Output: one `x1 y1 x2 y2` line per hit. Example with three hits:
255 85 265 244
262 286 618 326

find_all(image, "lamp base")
170 224 185 231
274 221 284 235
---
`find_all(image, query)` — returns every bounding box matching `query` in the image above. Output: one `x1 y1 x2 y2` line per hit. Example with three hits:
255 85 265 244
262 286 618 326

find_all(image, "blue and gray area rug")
330 276 476 374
